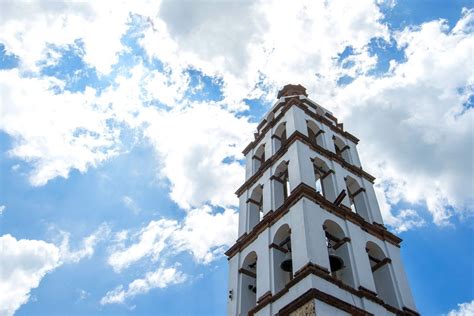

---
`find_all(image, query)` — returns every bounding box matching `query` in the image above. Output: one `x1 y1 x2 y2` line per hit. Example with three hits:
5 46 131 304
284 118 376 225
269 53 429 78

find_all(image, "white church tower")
226 85 419 316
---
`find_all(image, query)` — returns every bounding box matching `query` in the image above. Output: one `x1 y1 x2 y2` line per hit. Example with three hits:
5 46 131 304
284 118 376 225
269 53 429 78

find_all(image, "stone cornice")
226 183 402 259
243 97 359 156
248 261 419 316
236 131 375 197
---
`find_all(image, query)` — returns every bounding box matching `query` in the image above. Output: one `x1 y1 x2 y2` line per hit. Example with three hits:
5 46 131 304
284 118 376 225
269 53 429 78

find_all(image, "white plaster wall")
319 123 333 152
262 178 272 215
238 194 248 237
227 254 240 315
291 105 310 136
385 242 417 310
263 132 272 164
348 139 361 167
330 162 349 207
362 177 384 224
245 151 253 181
285 109 297 139
345 221 377 292
288 200 312 273
295 142 317 188
303 200 334 271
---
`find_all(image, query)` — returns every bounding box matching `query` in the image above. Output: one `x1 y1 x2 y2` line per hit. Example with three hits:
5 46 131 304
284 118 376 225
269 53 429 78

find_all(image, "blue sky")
0 1 473 315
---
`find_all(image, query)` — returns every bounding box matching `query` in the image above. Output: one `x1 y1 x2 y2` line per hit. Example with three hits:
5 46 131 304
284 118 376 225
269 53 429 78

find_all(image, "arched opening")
307 120 325 147
272 224 292 293
247 185 263 231
312 157 337 201
323 220 355 287
239 251 258 314
345 176 370 221
333 135 351 163
273 122 287 152
272 161 289 209
366 242 398 307
252 144 265 174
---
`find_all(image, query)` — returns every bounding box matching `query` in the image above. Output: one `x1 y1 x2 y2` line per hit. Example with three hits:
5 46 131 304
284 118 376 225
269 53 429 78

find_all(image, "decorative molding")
257 291 272 305
333 237 351 250
236 131 375 197
247 261 418 316
226 183 403 260
277 289 371 316
242 97 359 156
277 84 308 99
333 189 347 206
238 268 256 279
371 257 392 272
350 187 366 199
269 242 289 253
246 198 262 205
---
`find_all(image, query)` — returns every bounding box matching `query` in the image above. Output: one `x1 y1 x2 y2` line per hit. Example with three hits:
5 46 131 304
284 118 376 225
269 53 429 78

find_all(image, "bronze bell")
280 252 293 272
329 254 344 272
327 239 344 272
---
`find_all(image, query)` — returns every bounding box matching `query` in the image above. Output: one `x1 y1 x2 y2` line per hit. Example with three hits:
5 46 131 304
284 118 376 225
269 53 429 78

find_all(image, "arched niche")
333 135 352 163
247 185 263 231
252 144 265 174
273 122 287 153
366 241 399 307
307 120 325 147
323 220 355 287
312 157 337 201
345 176 370 221
272 161 289 210
271 224 292 293
239 251 258 314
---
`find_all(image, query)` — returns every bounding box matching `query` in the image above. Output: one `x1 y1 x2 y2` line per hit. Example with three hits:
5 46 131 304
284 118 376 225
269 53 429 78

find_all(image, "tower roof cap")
277 84 308 98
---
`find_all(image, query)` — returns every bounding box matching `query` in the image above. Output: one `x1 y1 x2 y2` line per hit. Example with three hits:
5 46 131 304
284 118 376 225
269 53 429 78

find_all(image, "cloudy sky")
0 0 473 315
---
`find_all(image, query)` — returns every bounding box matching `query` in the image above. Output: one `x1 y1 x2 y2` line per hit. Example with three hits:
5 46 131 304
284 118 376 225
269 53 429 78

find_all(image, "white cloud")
375 186 426 232
0 69 120 186
59 223 111 264
108 205 238 272
172 206 238 264
0 0 472 232
0 234 61 316
122 196 140 214
108 219 178 272
445 300 474 316
77 289 90 301
0 0 157 73
144 102 254 209
328 9 474 225
0 205 5 215
100 266 187 305
141 0 389 107
0 223 111 316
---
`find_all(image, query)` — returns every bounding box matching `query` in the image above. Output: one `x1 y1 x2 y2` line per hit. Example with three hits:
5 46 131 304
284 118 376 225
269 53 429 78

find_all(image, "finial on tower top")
277 84 308 99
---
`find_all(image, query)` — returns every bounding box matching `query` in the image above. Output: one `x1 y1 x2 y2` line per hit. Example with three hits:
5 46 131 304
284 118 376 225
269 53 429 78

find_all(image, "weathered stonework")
290 300 316 316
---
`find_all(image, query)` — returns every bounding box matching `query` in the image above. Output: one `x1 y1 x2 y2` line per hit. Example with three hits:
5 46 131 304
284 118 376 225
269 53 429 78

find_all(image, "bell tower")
226 85 419 316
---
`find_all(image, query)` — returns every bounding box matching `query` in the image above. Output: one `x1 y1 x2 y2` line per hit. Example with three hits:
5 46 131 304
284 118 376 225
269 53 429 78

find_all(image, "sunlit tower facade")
226 85 418 315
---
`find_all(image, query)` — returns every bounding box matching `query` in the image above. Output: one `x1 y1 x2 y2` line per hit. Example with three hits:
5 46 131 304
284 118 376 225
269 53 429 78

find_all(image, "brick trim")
237 131 375 197
239 268 256 279
226 183 402 260
247 261 419 316
242 97 359 156
277 288 371 316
